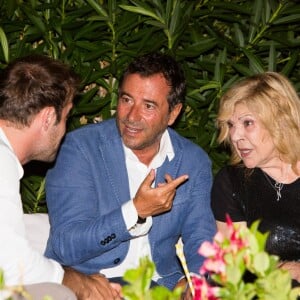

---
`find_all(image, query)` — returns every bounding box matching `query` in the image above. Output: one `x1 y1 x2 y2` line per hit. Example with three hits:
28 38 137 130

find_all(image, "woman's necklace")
262 173 283 201
262 165 291 202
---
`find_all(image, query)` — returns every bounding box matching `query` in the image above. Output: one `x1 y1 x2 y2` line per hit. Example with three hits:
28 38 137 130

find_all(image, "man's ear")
168 103 182 126
39 107 56 131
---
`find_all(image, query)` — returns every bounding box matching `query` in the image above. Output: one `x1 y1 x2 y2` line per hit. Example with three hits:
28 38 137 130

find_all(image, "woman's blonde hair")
217 72 300 171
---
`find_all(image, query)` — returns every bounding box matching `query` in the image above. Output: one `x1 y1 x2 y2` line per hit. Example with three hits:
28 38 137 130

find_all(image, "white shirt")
0 128 64 286
101 130 174 280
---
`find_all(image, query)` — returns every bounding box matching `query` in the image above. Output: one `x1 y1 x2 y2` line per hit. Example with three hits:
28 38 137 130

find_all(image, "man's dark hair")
119 52 186 111
0 54 80 126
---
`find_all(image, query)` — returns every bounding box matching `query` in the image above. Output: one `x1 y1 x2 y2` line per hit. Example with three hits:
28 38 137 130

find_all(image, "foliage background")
0 0 299 213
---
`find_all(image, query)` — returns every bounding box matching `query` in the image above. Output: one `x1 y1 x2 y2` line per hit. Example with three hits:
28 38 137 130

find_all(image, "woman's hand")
279 261 300 282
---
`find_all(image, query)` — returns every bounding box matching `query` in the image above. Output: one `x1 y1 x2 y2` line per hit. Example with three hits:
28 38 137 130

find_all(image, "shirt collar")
123 129 174 168
0 127 24 178
0 127 13 151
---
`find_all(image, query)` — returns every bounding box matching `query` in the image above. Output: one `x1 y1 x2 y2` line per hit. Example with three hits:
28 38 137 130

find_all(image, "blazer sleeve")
45 131 132 266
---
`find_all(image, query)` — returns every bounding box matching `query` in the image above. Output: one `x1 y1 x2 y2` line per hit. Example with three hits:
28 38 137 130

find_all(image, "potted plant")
122 216 300 300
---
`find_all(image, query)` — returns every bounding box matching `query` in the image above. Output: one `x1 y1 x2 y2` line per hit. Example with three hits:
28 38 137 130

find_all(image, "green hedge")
0 0 299 212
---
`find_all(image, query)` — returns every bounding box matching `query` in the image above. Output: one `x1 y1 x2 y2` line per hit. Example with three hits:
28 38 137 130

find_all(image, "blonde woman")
211 72 300 284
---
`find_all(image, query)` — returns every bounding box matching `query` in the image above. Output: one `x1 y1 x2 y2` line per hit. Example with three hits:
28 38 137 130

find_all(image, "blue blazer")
45 118 216 289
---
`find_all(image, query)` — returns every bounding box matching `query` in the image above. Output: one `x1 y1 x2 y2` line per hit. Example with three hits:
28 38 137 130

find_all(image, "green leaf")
0 269 5 289
242 48 265 73
232 63 254 77
226 263 243 284
214 48 227 83
248 0 263 43
273 14 300 25
151 286 182 300
268 42 277 71
36 178 46 202
0 27 9 63
282 50 299 76
188 81 220 96
253 252 270 274
233 23 245 48
122 256 181 300
119 5 164 23
85 0 108 18
122 256 154 297
22 6 47 33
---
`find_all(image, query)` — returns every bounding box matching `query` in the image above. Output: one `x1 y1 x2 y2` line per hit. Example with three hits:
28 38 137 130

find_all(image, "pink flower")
224 214 248 255
197 215 250 283
192 275 219 300
201 257 226 275
198 238 227 276
189 215 294 300
199 241 219 257
214 232 225 244
225 214 233 227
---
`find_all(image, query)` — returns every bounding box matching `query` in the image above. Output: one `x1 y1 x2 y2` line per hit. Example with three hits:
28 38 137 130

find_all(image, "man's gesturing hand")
133 169 189 218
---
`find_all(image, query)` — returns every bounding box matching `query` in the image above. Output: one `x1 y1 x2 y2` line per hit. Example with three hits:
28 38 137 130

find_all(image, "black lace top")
211 165 300 261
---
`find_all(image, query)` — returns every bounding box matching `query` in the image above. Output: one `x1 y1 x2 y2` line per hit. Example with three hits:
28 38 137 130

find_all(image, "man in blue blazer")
45 52 216 296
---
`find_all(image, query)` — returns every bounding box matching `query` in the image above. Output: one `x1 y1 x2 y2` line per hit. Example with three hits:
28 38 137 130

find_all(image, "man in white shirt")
0 54 121 300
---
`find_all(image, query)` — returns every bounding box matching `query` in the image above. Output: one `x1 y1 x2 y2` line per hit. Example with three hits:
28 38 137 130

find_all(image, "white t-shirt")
101 130 174 281
0 128 64 286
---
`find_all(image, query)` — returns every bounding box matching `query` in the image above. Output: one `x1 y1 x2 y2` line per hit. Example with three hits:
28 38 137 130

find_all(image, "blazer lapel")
98 124 131 206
